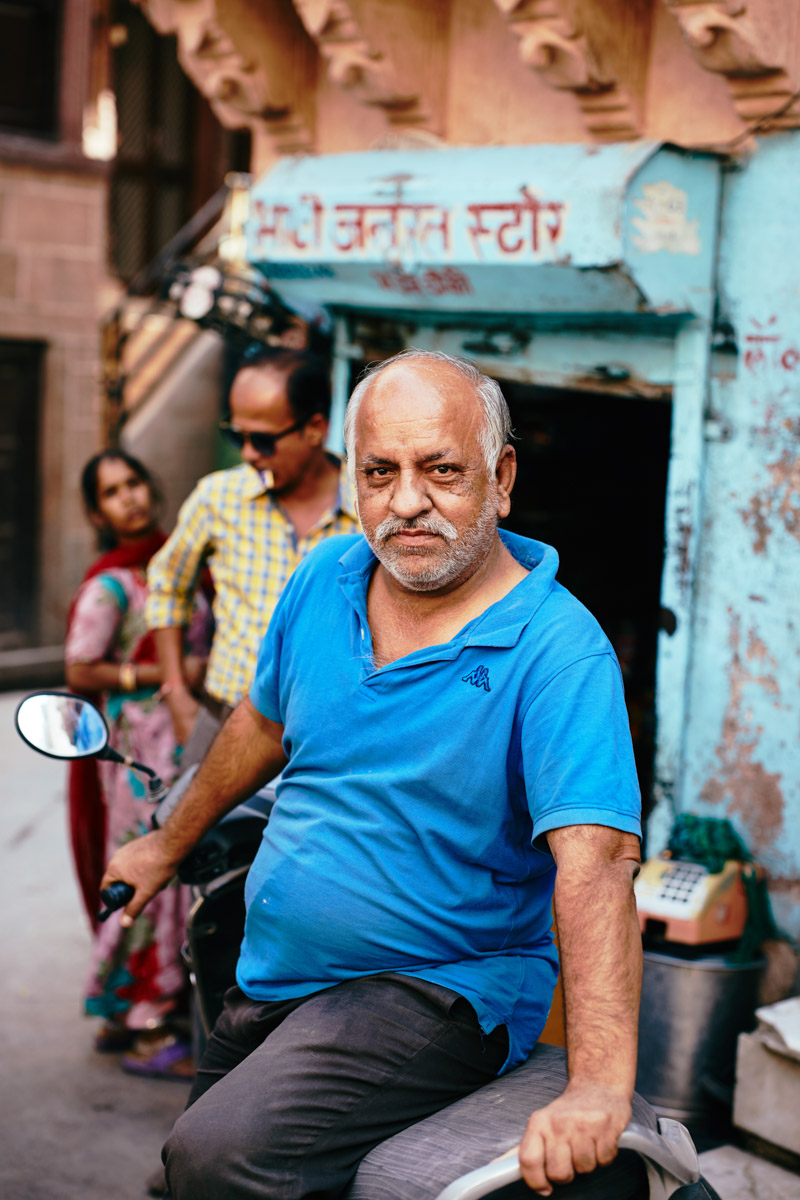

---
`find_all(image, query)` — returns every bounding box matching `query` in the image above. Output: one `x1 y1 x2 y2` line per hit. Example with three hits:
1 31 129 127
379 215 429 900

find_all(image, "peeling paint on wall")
700 611 785 855
677 137 800 937
671 482 695 607
741 448 800 554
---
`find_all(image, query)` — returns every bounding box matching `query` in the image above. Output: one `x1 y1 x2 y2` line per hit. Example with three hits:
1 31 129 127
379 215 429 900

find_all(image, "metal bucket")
636 949 764 1125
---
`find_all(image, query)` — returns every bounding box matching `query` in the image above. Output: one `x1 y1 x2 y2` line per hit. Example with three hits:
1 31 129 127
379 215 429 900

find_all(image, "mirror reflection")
16 693 108 759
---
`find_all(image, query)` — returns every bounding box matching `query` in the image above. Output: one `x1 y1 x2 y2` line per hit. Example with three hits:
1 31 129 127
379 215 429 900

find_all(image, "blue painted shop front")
245 138 800 939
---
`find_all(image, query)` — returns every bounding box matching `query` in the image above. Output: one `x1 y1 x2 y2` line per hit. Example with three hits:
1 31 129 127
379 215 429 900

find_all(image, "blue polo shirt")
243 530 641 1070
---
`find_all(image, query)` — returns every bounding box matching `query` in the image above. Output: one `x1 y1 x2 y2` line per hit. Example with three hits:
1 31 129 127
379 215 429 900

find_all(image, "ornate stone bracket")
664 1 800 129
291 0 427 124
493 0 642 140
133 0 314 154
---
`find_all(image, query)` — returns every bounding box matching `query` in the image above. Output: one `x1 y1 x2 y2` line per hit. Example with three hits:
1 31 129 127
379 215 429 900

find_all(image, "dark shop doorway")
0 339 43 649
500 381 672 821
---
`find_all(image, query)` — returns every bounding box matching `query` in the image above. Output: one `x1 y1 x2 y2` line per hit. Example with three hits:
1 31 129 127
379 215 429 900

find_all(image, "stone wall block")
734 1028 800 1154
12 193 93 250
28 255 100 311
0 249 17 299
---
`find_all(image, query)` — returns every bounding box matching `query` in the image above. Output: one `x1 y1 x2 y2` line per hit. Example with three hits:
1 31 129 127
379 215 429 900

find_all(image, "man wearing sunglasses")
145 347 359 753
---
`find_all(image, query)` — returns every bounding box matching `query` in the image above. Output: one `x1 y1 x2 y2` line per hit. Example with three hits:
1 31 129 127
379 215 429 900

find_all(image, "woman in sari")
65 451 212 1078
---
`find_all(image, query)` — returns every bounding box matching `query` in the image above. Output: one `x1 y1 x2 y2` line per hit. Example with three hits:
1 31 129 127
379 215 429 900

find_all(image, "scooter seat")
346 1043 717 1200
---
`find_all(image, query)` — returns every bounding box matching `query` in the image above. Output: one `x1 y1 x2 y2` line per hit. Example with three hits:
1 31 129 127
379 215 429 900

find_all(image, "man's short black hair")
237 348 332 424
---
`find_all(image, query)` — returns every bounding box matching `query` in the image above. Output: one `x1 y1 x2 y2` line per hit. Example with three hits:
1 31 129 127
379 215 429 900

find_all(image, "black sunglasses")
219 419 305 456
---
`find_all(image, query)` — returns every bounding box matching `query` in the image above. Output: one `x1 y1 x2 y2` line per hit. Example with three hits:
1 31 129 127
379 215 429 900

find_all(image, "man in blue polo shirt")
103 349 646 1199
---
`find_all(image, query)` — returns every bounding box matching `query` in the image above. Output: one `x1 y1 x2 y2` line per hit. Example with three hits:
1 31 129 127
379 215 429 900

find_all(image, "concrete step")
698 1145 800 1199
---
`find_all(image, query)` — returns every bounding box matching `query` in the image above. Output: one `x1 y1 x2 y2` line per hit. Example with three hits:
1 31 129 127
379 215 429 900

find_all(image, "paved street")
0 689 189 1200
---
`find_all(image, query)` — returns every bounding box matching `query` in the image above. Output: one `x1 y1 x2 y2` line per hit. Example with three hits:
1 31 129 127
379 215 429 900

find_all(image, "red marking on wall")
743 316 800 374
700 612 785 854
252 191 565 262
371 267 473 296
465 191 565 257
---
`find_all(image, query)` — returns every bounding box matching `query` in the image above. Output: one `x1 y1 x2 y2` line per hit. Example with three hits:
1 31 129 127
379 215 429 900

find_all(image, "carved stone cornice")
493 0 641 141
291 0 426 124
133 0 314 154
664 1 800 129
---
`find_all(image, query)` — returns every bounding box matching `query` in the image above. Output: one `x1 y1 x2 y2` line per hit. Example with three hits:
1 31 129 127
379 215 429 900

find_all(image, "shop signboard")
246 142 719 320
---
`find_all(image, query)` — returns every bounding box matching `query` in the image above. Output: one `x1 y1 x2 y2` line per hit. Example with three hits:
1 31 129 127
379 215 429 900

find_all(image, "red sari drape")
66 531 166 930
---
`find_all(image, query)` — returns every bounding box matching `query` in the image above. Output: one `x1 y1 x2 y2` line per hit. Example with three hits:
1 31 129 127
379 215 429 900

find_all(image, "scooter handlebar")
433 1118 700 1200
97 881 135 923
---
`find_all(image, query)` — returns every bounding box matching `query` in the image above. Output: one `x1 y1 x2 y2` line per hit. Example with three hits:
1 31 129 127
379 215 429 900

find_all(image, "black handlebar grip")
97 881 135 923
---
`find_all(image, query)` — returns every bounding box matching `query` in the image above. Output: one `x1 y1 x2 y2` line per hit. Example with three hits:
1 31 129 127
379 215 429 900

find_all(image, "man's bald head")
344 349 512 475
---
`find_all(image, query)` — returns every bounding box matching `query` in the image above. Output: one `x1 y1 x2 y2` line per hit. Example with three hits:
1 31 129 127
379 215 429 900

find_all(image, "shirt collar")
337 530 559 650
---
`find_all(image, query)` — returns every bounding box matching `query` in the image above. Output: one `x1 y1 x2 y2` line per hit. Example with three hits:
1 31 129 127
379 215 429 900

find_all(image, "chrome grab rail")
434 1117 700 1200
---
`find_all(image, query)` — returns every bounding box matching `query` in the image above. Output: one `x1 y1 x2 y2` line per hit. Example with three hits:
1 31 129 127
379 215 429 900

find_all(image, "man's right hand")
165 682 200 746
102 701 287 929
100 830 181 927
516 1080 631 1195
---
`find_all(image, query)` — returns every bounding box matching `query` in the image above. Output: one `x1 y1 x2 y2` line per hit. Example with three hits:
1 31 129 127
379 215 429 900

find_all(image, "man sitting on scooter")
103 349 647 1200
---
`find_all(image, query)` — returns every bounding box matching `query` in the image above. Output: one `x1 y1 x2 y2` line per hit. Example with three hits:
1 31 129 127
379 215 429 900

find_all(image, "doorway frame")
328 313 711 849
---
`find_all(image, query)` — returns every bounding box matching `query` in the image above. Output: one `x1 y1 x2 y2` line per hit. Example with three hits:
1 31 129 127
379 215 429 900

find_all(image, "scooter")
15 691 722 1200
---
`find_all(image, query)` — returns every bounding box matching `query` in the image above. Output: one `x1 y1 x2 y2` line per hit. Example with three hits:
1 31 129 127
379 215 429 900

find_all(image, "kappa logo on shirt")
462 665 491 693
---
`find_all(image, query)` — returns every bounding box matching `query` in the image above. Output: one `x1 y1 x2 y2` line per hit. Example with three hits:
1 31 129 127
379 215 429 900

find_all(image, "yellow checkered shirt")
146 461 360 706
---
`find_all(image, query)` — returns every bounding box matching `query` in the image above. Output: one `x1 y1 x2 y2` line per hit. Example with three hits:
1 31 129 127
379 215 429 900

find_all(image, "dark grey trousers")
164 974 509 1200
164 974 651 1200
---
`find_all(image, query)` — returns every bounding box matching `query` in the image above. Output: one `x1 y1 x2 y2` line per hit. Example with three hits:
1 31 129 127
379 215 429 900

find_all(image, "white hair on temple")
343 348 513 475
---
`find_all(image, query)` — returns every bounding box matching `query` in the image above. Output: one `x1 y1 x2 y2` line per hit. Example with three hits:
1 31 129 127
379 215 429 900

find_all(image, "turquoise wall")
672 135 800 939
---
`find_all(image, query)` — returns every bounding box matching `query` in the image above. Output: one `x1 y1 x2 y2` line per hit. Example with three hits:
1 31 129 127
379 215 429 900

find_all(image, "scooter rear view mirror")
14 691 169 807
15 691 109 759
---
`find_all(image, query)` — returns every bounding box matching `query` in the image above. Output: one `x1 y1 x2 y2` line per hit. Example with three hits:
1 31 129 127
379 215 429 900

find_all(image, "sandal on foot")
94 1022 136 1053
121 1034 194 1080
145 1163 169 1197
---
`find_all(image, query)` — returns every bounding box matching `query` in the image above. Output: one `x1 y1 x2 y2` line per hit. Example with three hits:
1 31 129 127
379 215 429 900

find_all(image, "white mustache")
374 514 459 544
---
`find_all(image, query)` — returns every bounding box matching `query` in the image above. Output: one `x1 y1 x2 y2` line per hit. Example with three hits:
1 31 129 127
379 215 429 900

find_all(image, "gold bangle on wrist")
119 662 137 692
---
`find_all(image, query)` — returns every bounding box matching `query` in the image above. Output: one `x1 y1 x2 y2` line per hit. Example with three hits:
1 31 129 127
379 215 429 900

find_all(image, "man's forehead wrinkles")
362 408 445 430
355 368 486 470
358 447 461 467
360 375 482 422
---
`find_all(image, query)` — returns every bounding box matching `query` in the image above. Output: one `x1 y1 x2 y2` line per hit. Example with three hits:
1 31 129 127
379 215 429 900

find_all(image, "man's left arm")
518 823 642 1196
